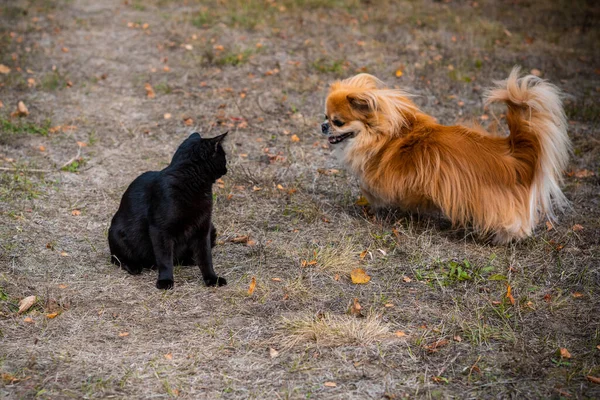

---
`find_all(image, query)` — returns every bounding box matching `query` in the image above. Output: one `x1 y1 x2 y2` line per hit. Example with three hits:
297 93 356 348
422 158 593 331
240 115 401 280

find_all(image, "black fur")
108 132 228 289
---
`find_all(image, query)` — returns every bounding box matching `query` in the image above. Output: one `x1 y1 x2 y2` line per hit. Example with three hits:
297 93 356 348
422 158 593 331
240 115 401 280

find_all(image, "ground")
0 0 599 398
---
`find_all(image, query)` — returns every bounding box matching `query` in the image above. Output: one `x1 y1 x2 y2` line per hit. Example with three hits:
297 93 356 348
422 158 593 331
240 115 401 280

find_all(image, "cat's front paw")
156 278 174 290
205 276 227 287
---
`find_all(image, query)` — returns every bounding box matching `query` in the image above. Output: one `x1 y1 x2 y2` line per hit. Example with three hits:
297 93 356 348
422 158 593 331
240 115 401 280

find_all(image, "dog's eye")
332 119 344 127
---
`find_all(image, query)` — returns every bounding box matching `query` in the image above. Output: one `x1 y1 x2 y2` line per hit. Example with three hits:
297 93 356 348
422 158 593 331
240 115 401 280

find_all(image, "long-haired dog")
321 68 570 243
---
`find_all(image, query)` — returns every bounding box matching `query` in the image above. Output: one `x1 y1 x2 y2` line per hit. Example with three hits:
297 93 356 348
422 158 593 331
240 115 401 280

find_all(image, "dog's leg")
149 226 175 289
193 226 226 287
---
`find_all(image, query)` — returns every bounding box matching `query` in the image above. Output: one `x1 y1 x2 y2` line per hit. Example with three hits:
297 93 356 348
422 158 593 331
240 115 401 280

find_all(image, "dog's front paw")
156 278 174 290
205 276 227 287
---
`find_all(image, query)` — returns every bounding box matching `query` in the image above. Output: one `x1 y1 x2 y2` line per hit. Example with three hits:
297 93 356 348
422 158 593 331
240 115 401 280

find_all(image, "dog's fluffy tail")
485 67 571 225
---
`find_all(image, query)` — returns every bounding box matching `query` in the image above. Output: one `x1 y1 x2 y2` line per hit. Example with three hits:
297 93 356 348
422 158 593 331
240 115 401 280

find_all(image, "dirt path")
1 0 599 398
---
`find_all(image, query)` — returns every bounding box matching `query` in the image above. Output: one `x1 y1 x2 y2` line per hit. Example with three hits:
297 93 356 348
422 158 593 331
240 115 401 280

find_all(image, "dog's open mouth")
328 132 354 144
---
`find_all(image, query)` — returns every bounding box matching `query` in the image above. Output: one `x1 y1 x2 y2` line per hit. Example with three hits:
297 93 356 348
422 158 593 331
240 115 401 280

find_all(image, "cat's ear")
211 131 228 151
188 132 201 139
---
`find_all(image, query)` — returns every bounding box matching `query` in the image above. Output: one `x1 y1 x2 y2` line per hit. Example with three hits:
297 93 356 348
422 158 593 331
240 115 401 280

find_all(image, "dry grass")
0 0 599 398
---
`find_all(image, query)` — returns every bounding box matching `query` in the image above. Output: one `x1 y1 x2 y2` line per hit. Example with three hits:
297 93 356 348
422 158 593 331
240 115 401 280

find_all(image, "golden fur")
323 68 570 243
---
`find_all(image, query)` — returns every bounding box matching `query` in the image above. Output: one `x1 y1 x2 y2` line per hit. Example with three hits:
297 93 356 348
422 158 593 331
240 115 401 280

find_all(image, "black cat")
108 132 228 289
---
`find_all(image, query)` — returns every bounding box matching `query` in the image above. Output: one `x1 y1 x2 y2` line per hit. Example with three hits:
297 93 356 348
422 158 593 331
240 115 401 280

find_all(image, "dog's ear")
347 92 375 113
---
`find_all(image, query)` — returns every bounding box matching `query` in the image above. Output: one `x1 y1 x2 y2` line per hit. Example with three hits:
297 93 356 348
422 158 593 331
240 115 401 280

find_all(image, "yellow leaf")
46 312 59 319
18 295 36 314
506 284 515 305
355 196 369 206
291 134 300 142
359 250 368 260
248 276 256 295
395 69 403 77
350 268 371 284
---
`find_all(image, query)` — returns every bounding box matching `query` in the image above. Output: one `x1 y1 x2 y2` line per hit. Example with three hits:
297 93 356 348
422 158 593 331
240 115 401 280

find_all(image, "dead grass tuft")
277 312 390 349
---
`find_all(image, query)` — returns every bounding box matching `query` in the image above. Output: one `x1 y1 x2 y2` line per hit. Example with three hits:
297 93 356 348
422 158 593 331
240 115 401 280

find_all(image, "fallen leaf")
572 224 583 232
271 278 282 282
46 312 59 319
61 47 69 53
349 297 363 317
395 330 407 337
480 114 489 121
248 276 256 295
572 292 584 298
384 303 394 308
71 209 81 216
453 335 462 342
58 284 68 289
506 284 515 305
402 276 412 283
559 347 571 359
18 296 36 314
0 64 10 74
252 186 262 191
38 145 46 152
60 251 68 257
12 101 29 117
350 268 371 284
118 332 130 337
333 274 340 281
587 376 600 384
269 348 279 358
546 221 553 231
573 169 594 178
424 339 449 352
164 353 173 360
395 69 403 77
291 134 300 142
164 113 172 119
144 83 155 99
324 382 337 387
231 235 249 244
543 293 552 302
246 240 257 247
530 68 542 77
355 196 369 206
27 78 35 87
23 317 33 323
76 141 87 147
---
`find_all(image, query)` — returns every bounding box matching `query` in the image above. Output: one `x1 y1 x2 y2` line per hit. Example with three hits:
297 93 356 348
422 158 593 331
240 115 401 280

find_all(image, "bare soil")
1 0 599 398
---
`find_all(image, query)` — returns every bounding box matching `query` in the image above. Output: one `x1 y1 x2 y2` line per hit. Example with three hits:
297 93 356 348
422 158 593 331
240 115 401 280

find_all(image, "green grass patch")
0 117 51 136
311 58 346 75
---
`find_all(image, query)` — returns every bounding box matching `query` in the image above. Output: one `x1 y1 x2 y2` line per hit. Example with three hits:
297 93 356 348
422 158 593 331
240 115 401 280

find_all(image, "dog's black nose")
321 122 329 134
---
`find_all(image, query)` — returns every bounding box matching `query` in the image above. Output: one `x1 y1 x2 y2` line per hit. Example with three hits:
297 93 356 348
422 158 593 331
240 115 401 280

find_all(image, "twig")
59 146 82 170
0 167 54 174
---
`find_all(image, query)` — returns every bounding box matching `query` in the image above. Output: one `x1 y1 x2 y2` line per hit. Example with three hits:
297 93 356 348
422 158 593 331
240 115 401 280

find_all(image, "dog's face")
321 73 387 145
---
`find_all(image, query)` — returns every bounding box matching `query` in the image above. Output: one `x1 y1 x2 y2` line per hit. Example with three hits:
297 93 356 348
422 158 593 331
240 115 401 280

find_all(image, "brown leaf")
144 83 155 99
402 276 412 283
395 330 407 337
587 376 600 384
384 303 394 308
571 224 583 232
38 145 46 152
164 353 173 360
231 235 249 244
453 335 462 342
559 347 572 359
23 316 34 323
269 347 279 358
290 134 300 142
543 293 552 302
349 297 363 317
18 295 36 314
246 239 257 247
545 221 553 231
573 169 594 178
530 68 542 77
183 117 193 126
324 381 337 387
271 278 282 282
46 312 59 319
164 113 172 119
71 209 81 216
350 268 371 284
248 276 256 295
118 332 130 337
0 64 10 74
58 284 68 289
572 292 584 298
359 250 368 260
424 339 449 352
12 101 29 117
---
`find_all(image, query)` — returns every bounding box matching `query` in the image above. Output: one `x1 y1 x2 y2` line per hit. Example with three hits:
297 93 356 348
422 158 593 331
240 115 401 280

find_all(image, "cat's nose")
321 122 330 134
